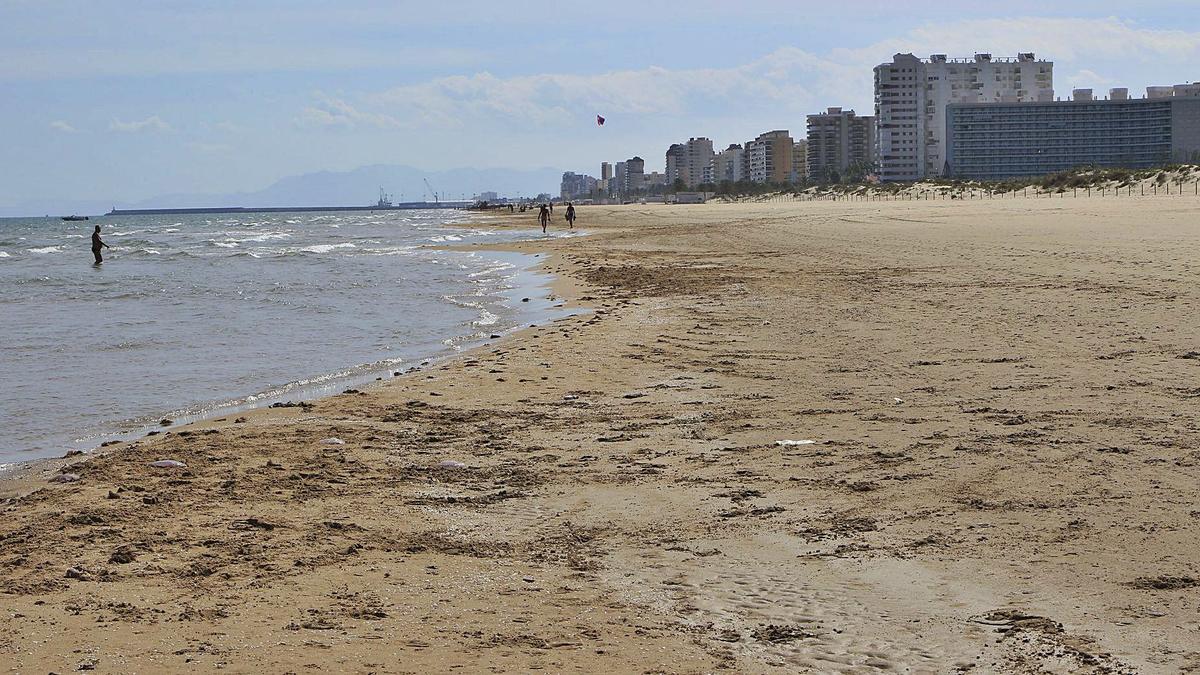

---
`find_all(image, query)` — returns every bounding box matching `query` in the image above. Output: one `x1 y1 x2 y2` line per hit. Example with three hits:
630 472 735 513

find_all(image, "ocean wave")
363 245 419 256
27 245 64 254
427 235 463 243
473 309 499 327
468 262 516 278
236 232 292 243
0 251 9 257
200 230 287 241
299 243 357 254
212 241 239 248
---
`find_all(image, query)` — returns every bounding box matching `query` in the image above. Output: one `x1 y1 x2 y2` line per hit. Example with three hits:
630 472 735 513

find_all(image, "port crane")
423 178 439 204
377 186 393 208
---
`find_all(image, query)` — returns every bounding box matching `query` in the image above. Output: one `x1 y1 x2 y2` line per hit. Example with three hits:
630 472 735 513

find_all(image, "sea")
0 210 574 468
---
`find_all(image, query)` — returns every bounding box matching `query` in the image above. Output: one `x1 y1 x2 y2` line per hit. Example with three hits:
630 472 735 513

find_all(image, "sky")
2 0 1200 208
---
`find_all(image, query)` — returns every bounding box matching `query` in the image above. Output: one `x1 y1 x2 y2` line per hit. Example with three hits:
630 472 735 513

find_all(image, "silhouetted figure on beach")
538 204 550 233
91 225 109 264
509 203 514 212
565 203 576 229
548 202 554 214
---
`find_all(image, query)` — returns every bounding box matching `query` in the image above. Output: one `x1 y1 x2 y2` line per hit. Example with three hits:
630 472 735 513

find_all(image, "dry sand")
2 197 1199 673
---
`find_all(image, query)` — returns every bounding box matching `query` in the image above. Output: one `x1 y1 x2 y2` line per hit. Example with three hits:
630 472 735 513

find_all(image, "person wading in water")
91 225 110 264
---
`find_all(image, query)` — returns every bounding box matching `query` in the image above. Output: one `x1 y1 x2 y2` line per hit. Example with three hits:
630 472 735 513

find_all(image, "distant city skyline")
3 1 1200 209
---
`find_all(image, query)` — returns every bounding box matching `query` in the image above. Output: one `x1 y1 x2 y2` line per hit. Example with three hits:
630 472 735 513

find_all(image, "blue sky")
3 0 1199 207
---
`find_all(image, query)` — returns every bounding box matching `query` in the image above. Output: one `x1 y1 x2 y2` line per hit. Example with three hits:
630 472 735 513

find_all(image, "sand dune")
2 197 1198 673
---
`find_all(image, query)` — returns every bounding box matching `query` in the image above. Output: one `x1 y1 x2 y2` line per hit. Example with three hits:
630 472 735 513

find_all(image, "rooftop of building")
881 52 1048 66
947 82 1200 107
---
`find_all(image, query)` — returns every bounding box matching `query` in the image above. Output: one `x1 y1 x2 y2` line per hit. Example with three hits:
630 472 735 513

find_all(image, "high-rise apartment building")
746 130 794 184
643 171 667 190
664 137 715 188
624 156 645 193
613 161 627 195
712 144 745 183
665 144 686 186
560 172 597 200
601 162 612 181
790 140 808 184
806 107 877 182
874 52 1053 181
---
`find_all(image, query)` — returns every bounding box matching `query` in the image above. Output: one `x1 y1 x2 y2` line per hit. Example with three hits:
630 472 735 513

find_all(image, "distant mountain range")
0 164 564 217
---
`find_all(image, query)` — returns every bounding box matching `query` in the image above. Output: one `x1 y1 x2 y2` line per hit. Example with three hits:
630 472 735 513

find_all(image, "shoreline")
0 240 577 484
2 200 1197 673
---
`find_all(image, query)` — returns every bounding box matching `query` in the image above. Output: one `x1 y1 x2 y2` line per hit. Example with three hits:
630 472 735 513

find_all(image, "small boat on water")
62 215 89 221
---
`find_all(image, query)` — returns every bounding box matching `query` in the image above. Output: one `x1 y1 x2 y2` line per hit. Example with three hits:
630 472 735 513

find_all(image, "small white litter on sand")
776 440 816 446
322 437 346 445
149 460 187 468
439 460 467 469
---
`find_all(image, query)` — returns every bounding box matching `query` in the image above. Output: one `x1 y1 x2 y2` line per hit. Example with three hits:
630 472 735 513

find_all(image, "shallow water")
0 210 575 466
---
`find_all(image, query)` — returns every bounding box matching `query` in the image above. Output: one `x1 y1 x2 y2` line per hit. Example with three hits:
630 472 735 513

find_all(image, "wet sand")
2 197 1199 673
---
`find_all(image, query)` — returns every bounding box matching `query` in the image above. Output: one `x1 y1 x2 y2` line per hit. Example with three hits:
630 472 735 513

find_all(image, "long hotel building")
946 85 1200 179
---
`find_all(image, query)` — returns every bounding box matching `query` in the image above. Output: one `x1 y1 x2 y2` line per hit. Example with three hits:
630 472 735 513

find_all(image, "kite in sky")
596 115 606 126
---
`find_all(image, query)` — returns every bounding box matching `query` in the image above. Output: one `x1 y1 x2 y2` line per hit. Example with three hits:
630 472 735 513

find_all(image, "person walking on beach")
565 203 576 229
91 225 110 264
538 204 550 233
548 202 554 214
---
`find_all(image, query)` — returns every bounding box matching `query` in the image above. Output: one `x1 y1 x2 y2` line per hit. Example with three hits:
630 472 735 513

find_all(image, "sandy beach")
3 197 1199 673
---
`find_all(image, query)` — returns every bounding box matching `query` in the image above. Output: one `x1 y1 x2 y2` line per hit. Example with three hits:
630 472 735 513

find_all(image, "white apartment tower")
613 161 627 195
712 144 745 183
874 52 1053 181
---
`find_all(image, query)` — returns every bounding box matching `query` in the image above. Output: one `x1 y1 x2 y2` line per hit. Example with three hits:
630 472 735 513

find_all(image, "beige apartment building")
746 130 794 184
665 137 715 188
790 140 807 183
806 107 875 182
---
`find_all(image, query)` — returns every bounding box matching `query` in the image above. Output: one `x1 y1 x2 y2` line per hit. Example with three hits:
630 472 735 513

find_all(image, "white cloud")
300 16 1200 134
834 16 1200 65
186 141 232 154
1067 69 1117 91
336 48 852 130
294 94 404 129
109 115 171 133
49 120 77 133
